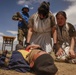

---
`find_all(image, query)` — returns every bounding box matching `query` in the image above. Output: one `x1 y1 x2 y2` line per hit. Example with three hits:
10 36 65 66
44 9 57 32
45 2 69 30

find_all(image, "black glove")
24 42 30 49
53 43 58 54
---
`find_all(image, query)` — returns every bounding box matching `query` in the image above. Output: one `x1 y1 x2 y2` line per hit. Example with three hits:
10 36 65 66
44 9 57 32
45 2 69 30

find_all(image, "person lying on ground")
8 44 58 75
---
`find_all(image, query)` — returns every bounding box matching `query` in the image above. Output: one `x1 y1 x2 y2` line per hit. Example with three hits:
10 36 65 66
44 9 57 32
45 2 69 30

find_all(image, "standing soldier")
12 5 29 46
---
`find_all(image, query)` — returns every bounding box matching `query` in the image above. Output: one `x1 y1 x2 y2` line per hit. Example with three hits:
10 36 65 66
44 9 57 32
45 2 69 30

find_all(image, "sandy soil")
55 62 76 75
0 62 76 75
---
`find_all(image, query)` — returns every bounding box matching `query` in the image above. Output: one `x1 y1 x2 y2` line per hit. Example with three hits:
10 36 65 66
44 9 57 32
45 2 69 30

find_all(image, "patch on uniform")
18 50 31 60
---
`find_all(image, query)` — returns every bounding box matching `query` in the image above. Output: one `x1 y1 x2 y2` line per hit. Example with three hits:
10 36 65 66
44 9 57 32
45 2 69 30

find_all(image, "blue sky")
0 0 76 49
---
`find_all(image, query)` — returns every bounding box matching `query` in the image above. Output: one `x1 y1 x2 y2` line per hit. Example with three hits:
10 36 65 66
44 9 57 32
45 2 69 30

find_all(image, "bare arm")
70 37 75 50
52 28 57 44
52 27 64 56
69 37 75 58
27 27 33 43
50 13 57 44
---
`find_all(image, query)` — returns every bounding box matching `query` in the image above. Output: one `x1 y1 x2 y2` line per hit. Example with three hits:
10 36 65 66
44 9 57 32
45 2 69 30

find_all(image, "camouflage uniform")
12 12 29 44
18 49 58 75
56 22 76 51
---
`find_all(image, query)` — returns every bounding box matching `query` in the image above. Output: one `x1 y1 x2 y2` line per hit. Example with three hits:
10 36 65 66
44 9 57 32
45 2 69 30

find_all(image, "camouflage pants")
17 28 28 43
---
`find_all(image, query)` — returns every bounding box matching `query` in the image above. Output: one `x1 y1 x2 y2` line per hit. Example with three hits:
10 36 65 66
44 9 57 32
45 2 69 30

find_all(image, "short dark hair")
56 11 67 19
38 7 48 16
38 1 50 16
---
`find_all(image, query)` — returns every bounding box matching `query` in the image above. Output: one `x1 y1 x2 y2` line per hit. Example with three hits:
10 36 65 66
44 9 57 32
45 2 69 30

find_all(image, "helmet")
22 5 29 12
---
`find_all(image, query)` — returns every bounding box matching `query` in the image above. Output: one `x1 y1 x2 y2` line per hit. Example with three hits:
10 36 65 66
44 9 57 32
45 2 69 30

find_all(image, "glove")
53 43 58 54
24 42 30 49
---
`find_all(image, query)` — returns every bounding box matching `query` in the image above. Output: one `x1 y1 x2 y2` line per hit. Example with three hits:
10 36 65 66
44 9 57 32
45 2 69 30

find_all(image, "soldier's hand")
18 18 22 21
24 42 30 49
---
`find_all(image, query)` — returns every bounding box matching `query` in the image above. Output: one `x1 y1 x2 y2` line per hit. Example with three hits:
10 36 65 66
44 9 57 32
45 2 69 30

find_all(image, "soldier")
8 44 58 75
53 11 76 62
26 1 57 53
12 5 29 46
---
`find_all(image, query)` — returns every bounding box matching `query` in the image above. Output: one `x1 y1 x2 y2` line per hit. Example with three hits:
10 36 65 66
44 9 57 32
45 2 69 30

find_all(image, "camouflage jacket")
56 22 75 47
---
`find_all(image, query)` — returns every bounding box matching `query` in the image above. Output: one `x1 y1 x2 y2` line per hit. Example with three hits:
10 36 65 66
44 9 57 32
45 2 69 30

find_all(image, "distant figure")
15 41 25 50
0 50 8 67
26 1 57 53
12 5 29 46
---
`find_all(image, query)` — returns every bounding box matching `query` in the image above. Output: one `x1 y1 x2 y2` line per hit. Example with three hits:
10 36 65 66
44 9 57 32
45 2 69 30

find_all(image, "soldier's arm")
69 37 76 58
12 13 21 21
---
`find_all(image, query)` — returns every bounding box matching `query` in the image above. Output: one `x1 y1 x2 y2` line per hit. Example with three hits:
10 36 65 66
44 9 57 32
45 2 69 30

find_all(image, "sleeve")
12 12 19 20
50 13 56 28
74 29 76 37
49 13 57 37
68 23 76 37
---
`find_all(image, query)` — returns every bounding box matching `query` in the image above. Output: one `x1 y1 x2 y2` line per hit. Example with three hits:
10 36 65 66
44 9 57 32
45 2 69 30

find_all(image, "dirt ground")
0 61 76 75
55 62 76 75
0 52 76 75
